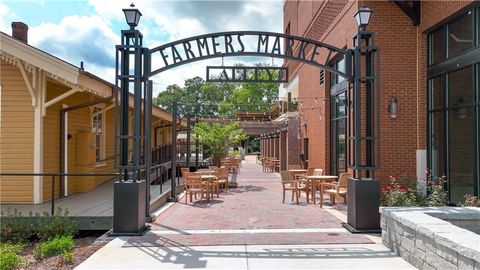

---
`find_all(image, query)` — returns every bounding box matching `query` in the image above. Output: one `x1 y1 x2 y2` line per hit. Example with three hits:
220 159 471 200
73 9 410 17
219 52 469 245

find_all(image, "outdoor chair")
280 171 308 204
184 173 205 204
295 167 323 180
214 167 229 192
263 158 272 173
181 168 191 190
220 159 230 168
270 159 279 172
229 158 241 173
320 172 351 208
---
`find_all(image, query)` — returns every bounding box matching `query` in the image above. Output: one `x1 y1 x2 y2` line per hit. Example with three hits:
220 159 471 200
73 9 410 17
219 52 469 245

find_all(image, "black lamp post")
112 4 152 235
343 5 381 233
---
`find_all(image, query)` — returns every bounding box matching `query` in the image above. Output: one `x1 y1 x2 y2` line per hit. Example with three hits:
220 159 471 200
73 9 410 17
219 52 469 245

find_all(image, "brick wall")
283 0 474 182
287 115 300 166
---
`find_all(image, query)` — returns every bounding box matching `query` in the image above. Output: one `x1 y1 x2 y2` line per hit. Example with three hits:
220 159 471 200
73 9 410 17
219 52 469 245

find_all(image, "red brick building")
278 0 479 202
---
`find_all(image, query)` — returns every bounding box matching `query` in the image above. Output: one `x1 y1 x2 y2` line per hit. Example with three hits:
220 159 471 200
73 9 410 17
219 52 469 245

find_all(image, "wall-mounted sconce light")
387 96 398 119
455 97 467 119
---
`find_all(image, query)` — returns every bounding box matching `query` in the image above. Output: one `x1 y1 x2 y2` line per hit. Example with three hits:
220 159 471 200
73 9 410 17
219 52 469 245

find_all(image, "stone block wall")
381 207 480 270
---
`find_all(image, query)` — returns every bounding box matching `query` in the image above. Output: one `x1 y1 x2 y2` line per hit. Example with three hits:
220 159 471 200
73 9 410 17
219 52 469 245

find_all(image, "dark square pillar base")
111 180 148 236
342 177 381 233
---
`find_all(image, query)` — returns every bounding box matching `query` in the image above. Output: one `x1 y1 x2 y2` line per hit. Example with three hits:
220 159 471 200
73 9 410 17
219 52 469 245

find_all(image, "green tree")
193 122 247 166
153 63 280 117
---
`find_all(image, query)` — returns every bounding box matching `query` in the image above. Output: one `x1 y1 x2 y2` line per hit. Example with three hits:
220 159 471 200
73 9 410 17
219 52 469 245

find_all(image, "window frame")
91 105 106 167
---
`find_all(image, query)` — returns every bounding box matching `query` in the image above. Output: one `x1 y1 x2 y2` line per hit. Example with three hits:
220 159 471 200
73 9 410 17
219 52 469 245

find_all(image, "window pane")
448 66 473 108
337 118 347 173
430 112 445 179
335 92 347 118
430 76 445 110
448 10 473 58
337 58 345 83
331 121 338 175
430 27 445 65
448 106 475 202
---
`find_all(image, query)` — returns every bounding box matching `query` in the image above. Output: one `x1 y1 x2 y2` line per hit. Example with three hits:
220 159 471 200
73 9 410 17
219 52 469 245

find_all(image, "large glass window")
448 10 473 58
427 6 479 203
330 57 345 86
428 8 478 65
430 27 446 65
428 66 479 203
330 90 347 176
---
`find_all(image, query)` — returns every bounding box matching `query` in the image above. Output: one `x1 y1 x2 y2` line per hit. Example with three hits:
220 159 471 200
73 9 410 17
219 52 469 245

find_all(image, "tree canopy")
154 63 280 117
193 122 247 165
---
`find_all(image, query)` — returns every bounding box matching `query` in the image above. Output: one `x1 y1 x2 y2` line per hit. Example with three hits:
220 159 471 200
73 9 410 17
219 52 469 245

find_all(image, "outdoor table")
197 169 215 175
305 175 338 204
201 174 218 201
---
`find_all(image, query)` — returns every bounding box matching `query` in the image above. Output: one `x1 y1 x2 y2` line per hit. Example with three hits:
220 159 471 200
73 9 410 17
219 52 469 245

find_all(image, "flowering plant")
459 195 480 207
425 174 447 206
381 175 419 207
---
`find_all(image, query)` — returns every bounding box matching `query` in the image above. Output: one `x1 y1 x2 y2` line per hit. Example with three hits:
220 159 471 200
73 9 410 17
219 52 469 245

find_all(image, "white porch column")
33 68 45 204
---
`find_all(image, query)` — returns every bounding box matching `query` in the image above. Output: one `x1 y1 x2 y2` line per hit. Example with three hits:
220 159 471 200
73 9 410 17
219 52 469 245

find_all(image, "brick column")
280 130 287 171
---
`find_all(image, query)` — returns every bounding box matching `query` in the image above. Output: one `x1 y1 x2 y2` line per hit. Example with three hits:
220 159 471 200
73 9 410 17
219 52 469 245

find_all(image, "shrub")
62 250 74 265
459 195 480 207
425 175 448 206
381 176 419 207
34 236 75 260
0 252 22 270
0 243 24 254
36 208 77 241
0 208 35 243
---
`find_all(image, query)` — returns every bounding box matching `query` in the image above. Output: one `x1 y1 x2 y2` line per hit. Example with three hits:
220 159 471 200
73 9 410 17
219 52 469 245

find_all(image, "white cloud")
3 0 283 90
29 15 118 70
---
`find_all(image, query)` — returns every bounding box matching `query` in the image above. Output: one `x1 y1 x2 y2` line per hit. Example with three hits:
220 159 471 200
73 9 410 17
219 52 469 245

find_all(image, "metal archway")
112 16 379 236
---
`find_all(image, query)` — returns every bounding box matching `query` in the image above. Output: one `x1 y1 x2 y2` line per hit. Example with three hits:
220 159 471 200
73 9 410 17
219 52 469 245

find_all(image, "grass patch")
0 243 24 270
34 236 75 260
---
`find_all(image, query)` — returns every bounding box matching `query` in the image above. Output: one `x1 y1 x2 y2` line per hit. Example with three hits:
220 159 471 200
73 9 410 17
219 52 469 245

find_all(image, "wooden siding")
0 62 34 203
42 82 117 201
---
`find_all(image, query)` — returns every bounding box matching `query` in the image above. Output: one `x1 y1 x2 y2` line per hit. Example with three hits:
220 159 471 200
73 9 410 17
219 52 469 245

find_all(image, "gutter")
59 87 116 197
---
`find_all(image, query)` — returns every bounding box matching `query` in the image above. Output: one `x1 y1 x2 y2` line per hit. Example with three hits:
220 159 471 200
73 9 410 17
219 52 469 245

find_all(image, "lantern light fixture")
354 6 373 31
123 3 142 29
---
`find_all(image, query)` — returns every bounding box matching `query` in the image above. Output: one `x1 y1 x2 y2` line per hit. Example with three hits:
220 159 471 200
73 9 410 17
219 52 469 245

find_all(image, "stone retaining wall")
380 207 480 270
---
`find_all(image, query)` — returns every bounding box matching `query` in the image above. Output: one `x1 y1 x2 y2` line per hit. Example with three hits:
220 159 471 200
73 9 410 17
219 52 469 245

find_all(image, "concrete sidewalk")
77 238 416 269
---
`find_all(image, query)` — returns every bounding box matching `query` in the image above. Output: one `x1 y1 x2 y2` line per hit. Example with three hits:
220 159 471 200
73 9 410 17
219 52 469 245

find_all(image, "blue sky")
0 0 283 95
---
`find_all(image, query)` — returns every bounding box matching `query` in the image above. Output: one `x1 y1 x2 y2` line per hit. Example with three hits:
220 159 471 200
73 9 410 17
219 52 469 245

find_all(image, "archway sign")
112 7 379 236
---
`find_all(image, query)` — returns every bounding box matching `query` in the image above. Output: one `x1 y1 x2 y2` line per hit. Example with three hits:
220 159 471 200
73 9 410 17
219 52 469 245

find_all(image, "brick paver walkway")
128 157 373 247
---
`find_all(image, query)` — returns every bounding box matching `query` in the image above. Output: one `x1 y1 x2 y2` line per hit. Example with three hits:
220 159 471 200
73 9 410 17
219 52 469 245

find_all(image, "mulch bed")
16 236 109 270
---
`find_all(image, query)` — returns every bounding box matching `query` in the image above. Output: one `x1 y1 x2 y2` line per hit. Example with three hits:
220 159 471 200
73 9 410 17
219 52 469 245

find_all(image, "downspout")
59 87 115 197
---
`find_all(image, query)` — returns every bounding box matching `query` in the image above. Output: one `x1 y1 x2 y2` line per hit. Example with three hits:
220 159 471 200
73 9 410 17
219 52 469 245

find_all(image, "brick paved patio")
132 156 373 247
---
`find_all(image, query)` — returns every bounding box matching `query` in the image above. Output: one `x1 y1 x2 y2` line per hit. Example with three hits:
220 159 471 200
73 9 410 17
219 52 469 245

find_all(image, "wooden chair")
320 172 351 208
229 158 241 173
215 167 229 191
280 171 308 204
184 173 205 204
263 158 272 173
180 168 190 190
220 159 230 168
295 167 323 180
280 171 296 203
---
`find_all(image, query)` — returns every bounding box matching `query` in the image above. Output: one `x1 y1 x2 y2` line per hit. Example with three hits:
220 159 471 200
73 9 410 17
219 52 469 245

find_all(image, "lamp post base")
343 177 381 233
111 180 148 236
